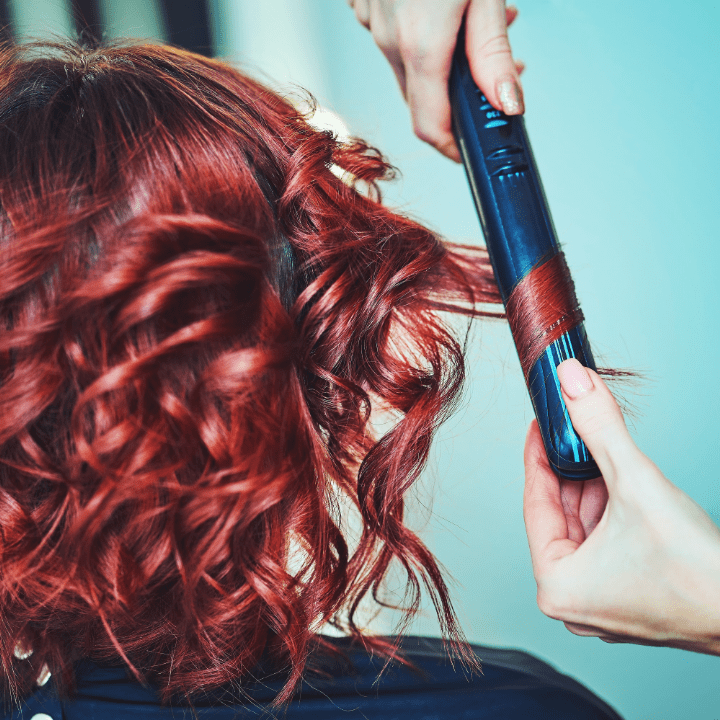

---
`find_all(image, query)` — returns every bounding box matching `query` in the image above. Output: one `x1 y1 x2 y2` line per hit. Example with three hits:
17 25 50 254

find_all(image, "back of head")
0 40 500 705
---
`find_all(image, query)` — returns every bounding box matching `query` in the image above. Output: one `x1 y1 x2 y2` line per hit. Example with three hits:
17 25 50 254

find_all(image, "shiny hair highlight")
0 41 503 706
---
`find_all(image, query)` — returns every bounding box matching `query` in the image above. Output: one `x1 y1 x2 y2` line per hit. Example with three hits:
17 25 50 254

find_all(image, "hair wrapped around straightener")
504 252 585 380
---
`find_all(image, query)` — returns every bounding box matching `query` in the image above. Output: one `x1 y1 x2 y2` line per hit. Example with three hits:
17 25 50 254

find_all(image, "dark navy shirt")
3 636 624 719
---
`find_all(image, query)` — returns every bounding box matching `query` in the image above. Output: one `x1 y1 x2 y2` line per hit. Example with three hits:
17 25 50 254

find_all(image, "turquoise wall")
7 1 719 717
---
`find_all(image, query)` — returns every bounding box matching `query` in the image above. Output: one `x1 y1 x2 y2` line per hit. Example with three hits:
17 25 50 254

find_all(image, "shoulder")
1 685 63 720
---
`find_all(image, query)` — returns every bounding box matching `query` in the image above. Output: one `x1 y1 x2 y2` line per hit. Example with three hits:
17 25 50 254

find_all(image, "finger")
577 476 608 535
400 2 468 161
566 624 631 644
599 632 674 648
357 1 408 98
383 46 408 98
556 360 645 487
350 0 370 29
465 0 524 115
558 480 587 545
564 621 602 637
557 475 608 542
523 421 580 575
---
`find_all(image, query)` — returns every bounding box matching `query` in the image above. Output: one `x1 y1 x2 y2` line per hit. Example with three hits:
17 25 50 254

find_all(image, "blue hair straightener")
449 33 600 481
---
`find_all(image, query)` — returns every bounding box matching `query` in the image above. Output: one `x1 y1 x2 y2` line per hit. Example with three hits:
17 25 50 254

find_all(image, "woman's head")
0 40 500 704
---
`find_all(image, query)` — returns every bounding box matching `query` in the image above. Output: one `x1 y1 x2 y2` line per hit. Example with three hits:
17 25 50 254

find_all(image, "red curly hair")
0 40 502 705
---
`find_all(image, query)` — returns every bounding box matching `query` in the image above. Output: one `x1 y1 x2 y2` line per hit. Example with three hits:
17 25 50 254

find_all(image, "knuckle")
412 120 439 147
536 585 563 619
351 0 371 28
535 570 576 621
354 10 370 30
473 32 513 62
396 29 424 68
396 21 444 73
575 401 623 438
372 24 395 52
411 118 454 157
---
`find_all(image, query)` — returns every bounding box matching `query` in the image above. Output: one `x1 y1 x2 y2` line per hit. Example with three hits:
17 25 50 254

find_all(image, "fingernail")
497 77 524 115
557 359 593 399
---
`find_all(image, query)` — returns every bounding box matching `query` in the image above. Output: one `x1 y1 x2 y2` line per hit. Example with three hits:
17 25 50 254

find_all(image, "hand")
523 359 720 656
349 0 524 161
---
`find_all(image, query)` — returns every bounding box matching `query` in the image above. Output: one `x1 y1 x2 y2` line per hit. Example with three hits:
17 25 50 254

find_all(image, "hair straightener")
449 32 600 481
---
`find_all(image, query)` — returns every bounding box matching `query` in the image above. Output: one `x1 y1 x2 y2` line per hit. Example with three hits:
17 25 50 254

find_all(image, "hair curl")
0 40 502 706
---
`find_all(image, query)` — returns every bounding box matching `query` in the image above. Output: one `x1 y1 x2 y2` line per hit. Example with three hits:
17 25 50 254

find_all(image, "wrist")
666 534 720 656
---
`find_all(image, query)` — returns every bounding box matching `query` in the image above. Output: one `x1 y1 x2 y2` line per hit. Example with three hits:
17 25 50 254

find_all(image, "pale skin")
524 359 720 656
348 0 524 161
351 1 720 655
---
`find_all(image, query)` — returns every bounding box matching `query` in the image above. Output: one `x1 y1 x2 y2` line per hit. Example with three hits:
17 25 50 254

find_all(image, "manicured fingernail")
557 359 593 399
497 77 524 115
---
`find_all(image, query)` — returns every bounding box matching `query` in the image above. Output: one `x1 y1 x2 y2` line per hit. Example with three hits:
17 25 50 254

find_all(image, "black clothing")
5 636 623 719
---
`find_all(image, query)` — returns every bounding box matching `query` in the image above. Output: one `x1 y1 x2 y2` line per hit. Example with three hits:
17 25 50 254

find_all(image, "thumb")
556 359 643 486
465 0 524 115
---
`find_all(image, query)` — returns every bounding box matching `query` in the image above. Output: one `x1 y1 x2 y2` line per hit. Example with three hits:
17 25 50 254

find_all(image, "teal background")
7 0 720 717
